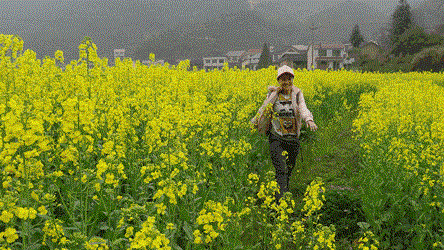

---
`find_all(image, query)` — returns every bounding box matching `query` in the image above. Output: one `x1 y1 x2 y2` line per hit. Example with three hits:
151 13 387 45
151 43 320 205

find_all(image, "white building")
142 59 165 66
225 50 246 64
242 53 261 70
307 43 352 70
114 49 125 58
239 48 262 70
203 56 227 71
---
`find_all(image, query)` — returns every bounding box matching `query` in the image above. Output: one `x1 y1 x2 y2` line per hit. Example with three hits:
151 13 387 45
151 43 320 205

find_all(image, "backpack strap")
292 86 301 105
296 91 300 105
294 89 303 163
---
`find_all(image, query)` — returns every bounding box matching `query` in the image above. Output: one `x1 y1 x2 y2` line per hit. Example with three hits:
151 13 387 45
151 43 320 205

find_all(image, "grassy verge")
291 84 375 248
248 82 376 248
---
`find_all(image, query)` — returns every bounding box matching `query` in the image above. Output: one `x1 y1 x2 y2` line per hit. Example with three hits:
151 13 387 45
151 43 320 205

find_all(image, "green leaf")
357 222 370 230
111 238 128 247
170 241 183 250
183 221 193 240
395 223 413 232
380 211 392 222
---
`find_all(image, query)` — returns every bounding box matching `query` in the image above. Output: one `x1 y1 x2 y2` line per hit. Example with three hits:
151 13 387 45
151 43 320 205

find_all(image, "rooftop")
245 48 262 55
226 50 246 57
292 45 309 51
313 44 347 49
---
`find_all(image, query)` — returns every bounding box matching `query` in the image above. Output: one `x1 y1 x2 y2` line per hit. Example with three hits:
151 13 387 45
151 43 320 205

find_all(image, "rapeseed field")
1 34 443 249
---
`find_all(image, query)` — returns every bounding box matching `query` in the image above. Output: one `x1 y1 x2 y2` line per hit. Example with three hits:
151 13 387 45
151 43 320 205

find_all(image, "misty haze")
1 1 444 250
0 0 441 64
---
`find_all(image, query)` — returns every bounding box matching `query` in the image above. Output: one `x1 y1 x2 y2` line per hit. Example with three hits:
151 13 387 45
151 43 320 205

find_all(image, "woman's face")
278 73 293 93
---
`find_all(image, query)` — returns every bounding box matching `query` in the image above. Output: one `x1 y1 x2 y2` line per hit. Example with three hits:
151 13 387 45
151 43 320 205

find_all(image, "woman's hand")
306 120 318 131
268 86 281 93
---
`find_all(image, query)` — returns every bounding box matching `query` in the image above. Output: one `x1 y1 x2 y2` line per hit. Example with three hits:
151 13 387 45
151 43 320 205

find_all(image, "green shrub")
411 45 444 72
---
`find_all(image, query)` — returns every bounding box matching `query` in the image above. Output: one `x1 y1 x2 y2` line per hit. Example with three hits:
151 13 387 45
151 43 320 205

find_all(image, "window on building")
333 49 341 57
319 49 327 56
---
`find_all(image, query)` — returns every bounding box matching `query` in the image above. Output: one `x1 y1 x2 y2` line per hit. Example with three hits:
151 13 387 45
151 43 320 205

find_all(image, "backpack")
251 90 300 135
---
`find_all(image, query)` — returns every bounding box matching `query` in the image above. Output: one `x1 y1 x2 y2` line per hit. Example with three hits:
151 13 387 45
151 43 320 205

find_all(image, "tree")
257 42 272 70
391 25 444 56
390 0 413 49
350 24 364 48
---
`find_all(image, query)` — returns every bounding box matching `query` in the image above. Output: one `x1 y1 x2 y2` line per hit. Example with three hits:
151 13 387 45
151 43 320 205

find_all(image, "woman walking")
252 65 318 202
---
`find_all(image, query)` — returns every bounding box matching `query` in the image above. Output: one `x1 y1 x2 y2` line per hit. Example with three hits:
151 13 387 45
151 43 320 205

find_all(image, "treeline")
349 0 444 73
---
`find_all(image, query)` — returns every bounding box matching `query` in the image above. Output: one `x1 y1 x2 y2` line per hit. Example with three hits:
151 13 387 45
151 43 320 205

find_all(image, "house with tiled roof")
241 48 262 70
225 50 246 68
307 43 353 70
244 48 263 56
272 45 308 69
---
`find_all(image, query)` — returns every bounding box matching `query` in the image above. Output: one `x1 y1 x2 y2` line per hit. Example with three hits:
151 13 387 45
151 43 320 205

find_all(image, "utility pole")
309 23 319 71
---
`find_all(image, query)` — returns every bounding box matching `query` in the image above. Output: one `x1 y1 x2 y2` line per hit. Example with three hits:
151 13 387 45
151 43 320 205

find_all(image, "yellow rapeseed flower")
2 227 19 243
0 210 14 223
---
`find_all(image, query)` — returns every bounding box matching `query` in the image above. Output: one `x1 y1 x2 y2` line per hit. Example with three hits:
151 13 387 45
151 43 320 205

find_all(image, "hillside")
255 0 343 24
132 9 303 62
412 0 444 29
303 0 390 43
133 0 391 62
0 0 249 64
0 0 440 64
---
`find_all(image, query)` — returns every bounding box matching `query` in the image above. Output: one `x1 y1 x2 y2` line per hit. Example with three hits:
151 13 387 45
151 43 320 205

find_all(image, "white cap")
277 65 294 80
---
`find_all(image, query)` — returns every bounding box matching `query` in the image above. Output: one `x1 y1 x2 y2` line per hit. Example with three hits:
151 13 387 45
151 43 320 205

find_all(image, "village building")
272 45 308 69
307 43 353 70
225 50 246 68
141 59 165 66
241 48 262 70
203 52 228 71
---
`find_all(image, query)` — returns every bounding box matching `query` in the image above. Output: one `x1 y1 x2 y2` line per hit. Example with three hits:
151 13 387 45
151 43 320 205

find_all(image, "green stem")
21 220 30 250
56 187 76 230
82 185 88 236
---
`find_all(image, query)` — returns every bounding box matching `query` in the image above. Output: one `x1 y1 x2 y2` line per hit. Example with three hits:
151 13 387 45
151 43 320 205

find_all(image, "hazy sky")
0 0 426 20
0 0 423 4
0 0 424 9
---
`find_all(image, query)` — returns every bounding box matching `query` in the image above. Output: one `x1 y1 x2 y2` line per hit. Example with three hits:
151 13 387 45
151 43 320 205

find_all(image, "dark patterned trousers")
267 131 300 202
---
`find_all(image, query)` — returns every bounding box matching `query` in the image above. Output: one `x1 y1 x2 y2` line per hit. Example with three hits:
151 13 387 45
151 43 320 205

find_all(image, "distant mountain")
132 9 302 62
133 0 391 63
302 0 390 44
255 0 423 19
254 0 343 24
0 0 439 64
0 0 249 64
412 0 444 29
